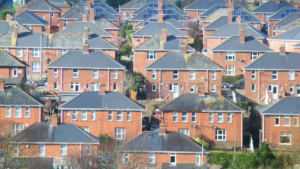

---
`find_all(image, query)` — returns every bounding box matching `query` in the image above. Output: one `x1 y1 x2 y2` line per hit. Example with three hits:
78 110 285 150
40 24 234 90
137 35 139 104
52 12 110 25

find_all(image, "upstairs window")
251 52 259 60
272 71 277 80
147 51 156 59
173 70 178 79
225 52 235 61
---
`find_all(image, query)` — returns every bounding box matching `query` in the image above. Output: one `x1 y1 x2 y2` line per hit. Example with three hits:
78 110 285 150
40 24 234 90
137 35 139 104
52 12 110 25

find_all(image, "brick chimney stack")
99 83 106 94
229 3 234 10
295 2 299 9
257 23 261 32
6 13 11 21
226 0 230 6
240 27 245 43
83 43 89 53
158 0 163 22
59 20 64 32
85 26 89 40
14 24 18 39
86 0 91 8
161 28 167 41
236 15 241 23
280 45 285 55
90 8 94 21
82 13 87 22
91 0 94 3
0 79 5 90
181 44 186 54
276 0 280 3
51 115 58 125
159 123 166 135
228 10 232 22
45 26 51 35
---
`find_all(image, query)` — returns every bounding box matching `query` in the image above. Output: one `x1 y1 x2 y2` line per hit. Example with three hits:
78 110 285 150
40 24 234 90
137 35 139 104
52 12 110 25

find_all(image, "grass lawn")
247 6 258 11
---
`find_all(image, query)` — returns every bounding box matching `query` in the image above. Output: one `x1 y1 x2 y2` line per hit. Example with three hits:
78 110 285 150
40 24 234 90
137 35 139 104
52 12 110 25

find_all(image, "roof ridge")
196 52 223 69
159 92 186 110
14 122 38 140
184 0 199 10
71 123 100 143
276 17 300 31
215 92 245 112
59 91 85 108
98 6 119 20
133 34 160 50
243 52 269 69
275 13 299 26
144 51 170 69
259 97 286 114
166 14 188 28
211 34 235 50
244 23 267 39
178 132 209 152
24 11 45 25
41 0 61 11
269 25 300 40
98 50 126 69
91 33 118 49
101 1 119 14
1 50 26 67
59 5 82 19
92 15 119 29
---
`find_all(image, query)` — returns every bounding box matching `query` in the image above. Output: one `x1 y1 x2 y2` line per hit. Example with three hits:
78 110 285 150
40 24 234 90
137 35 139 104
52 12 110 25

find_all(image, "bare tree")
186 21 202 37
123 71 134 96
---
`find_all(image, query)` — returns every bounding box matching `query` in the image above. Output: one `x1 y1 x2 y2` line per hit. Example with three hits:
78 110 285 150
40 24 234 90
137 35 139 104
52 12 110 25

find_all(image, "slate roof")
47 51 123 69
159 92 245 112
12 11 48 25
59 5 87 20
47 0 70 8
0 77 22 85
252 1 293 13
76 14 119 29
120 0 176 9
274 17 300 32
15 122 100 143
134 35 195 51
0 21 30 36
132 2 186 16
0 32 48 48
130 7 187 21
59 91 145 111
133 15 188 30
259 97 300 115
202 8 229 22
272 13 300 27
184 0 226 10
27 0 61 12
268 7 300 20
145 52 222 70
0 87 44 106
91 1 120 15
131 22 188 37
207 23 268 39
200 4 244 17
211 35 273 52
269 25 300 40
0 50 26 67
243 52 300 70
62 21 113 37
120 131 209 153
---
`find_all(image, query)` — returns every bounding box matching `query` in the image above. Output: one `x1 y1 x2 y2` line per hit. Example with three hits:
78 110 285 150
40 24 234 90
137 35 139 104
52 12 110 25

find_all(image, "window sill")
72 119 77 121
5 116 11 118
289 80 295 81
116 120 123 122
173 121 178 123
181 121 188 123
283 125 291 127
81 120 87 121
24 117 31 118
279 143 291 145
73 77 79 79
14 116 22 118
274 125 280 127
90 120 96 121
215 140 227 142
53 88 58 90
251 91 256 92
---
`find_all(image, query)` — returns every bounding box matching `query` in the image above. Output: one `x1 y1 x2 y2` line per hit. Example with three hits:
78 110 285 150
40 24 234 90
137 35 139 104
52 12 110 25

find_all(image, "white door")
272 84 277 99
91 83 95 91
74 82 79 92
173 84 178 99
297 86 300 96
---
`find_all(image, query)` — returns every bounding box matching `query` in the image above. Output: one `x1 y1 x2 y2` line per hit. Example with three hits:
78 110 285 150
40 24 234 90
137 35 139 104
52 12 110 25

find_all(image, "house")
46 47 125 93
159 92 245 148
132 28 195 74
13 119 100 168
271 13 300 36
10 12 48 32
119 131 209 168
211 28 273 76
0 80 45 134
258 97 300 150
184 0 227 22
58 89 145 139
273 17 300 36
243 46 300 102
268 25 300 52
144 49 223 101
0 50 27 86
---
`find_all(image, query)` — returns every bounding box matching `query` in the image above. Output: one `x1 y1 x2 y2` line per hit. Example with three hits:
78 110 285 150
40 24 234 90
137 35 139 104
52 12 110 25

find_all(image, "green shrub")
194 137 209 149
222 75 243 84
238 100 258 112
0 9 14 20
98 134 108 145
16 80 24 90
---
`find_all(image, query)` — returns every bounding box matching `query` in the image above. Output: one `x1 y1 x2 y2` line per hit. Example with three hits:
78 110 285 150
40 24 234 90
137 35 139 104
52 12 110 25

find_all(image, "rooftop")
269 25 300 40
120 0 176 9
272 13 300 27
12 11 48 25
184 0 226 10
274 17 300 32
268 7 300 20
133 15 188 30
0 50 26 67
26 0 61 12
259 97 300 115
252 1 293 13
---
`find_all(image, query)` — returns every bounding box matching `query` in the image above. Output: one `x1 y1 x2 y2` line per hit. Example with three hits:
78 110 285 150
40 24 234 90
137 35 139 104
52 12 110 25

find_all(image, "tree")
106 0 130 10
120 23 134 43
186 21 201 37
175 0 181 9
123 71 145 95
120 43 132 57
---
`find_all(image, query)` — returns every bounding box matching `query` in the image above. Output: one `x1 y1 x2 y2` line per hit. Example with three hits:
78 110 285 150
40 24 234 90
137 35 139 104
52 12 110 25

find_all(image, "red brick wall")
254 13 268 23
62 110 142 139
106 29 119 46
31 25 44 32
132 37 188 48
274 31 283 36
59 7 70 16
206 38 226 58
294 48 300 52
31 12 60 27
145 70 222 101
185 10 199 19
0 67 26 79
119 9 136 19
269 40 298 52
203 30 215 49
268 20 278 37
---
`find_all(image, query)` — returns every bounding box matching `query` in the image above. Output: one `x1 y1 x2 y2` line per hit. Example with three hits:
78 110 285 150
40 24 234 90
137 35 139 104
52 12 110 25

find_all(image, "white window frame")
211 84 216 92
32 48 40 57
14 145 19 155
251 52 259 60
227 112 232 123
275 115 280 126
181 112 187 122
38 144 45 155
13 67 17 77
115 128 126 139
152 70 156 79
32 62 40 72
81 127 89 132
279 133 291 145
60 144 67 155
12 124 24 135
272 71 277 80
17 48 22 57
196 154 200 166
173 112 178 122
108 111 113 121
251 70 255 79
173 70 178 79
190 85 194 93
217 112 223 122
91 110 95 121
72 110 77 120
209 112 213 122
152 83 156 91
6 106 11 117
225 66 235 75
124 152 129 163
251 83 255 92
215 129 226 141
113 70 117 79
147 51 156 60
53 68 58 78
51 12 54 17
53 82 58 89
60 49 68 56
93 69 98 78
73 69 78 78
283 41 287 48
81 110 87 120
289 71 295 80
211 70 216 80
283 115 290 126
178 129 189 136
170 153 176 165
64 20 67 26
113 83 117 91
25 107 30 117
86 144 91 155
290 85 294 93
148 153 155 164
126 111 131 121
190 70 195 80
191 112 196 122
294 116 298 126
225 51 235 61
15 106 21 117
117 111 122 121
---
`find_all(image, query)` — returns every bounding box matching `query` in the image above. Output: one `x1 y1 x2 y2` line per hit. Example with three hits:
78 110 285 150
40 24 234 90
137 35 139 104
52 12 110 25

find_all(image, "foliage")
98 134 108 145
238 100 258 112
120 42 133 57
186 22 201 37
194 137 209 149
143 100 165 115
0 8 14 20
16 80 24 90
247 6 258 11
130 72 145 92
106 0 129 10
191 35 203 52
222 75 243 84
175 0 181 9
120 23 134 38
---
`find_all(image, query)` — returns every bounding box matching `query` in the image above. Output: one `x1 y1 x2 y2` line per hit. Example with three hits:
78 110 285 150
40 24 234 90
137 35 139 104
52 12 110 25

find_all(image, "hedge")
222 75 243 84
0 9 14 20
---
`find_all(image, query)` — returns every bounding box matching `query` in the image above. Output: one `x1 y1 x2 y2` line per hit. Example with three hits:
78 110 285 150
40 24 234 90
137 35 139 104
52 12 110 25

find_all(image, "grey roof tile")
133 2 186 16
58 91 145 110
0 50 26 67
91 1 120 15
120 0 176 9
159 93 245 112
76 14 119 29
273 13 300 27
145 52 222 70
47 51 123 69
131 7 187 21
269 25 300 40
185 0 226 10
27 0 60 12
268 7 300 20
259 97 300 115
252 1 293 13
133 15 188 30
12 11 48 25
275 17 300 32
62 21 113 37
59 6 88 19
0 77 22 85
0 21 30 36
16 32 48 48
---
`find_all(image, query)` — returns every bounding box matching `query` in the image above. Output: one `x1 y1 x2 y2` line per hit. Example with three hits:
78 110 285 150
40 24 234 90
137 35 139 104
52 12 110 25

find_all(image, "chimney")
99 83 106 94
198 86 205 96
22 4 29 12
236 15 241 23
159 123 166 135
82 13 87 22
257 23 261 31
83 43 89 53
181 44 186 54
240 27 245 43
161 28 167 41
86 0 91 8
59 20 64 32
295 2 299 9
90 8 94 21
0 79 5 90
85 26 89 40
14 24 18 39
45 25 51 35
158 0 163 22
91 0 94 3
51 115 58 125
6 13 11 21
228 10 232 22
276 0 280 3
280 45 285 54
229 3 234 10
226 0 230 6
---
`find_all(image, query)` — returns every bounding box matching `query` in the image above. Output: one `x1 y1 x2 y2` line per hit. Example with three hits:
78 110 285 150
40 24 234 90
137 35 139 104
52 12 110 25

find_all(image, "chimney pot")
236 15 241 23
82 13 88 22
85 26 89 40
159 123 166 135
240 27 245 43
276 0 280 3
14 24 18 39
280 45 285 54
0 79 5 90
90 8 94 21
228 10 233 22
86 0 91 8
51 115 58 125
229 3 234 10
181 44 186 54
226 0 230 6
161 28 167 41
6 13 11 21
83 43 89 53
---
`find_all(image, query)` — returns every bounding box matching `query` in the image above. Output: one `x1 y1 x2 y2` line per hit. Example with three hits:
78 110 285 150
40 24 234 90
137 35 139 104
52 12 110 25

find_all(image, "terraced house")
10 12 48 32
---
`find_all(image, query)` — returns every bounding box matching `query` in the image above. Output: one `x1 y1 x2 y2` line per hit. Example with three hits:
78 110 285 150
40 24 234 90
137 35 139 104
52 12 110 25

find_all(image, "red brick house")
145 50 223 101
258 97 299 150
243 46 300 103
132 28 195 75
273 17 300 36
211 28 273 76
58 89 145 139
10 12 48 32
159 92 245 148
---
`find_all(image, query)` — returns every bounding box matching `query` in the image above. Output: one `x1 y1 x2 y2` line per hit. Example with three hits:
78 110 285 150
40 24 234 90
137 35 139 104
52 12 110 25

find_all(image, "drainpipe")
61 68 63 91
61 110 64 123
40 33 42 79
206 70 208 93
140 111 142 133
258 70 260 101
241 112 243 148
262 114 265 142
26 47 29 76
159 69 162 100
108 69 110 91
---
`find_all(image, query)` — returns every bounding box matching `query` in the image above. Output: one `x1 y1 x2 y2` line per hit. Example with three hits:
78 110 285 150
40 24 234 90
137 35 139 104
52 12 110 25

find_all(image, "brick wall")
206 38 226 58
185 10 199 19
254 13 268 23
269 40 298 52
0 67 26 80
203 30 215 49
31 25 44 32
106 29 119 46
268 20 278 37
31 12 60 27
59 7 70 16
119 9 136 19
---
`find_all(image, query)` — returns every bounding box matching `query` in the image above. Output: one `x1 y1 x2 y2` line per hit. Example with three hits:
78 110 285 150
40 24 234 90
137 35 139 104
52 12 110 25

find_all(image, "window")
124 152 129 163
117 111 122 121
15 107 21 117
86 145 91 155
12 124 23 135
178 129 189 136
283 41 287 48
251 84 255 92
64 20 67 26
272 71 277 80
212 71 216 80
53 82 58 89
211 84 216 92
275 115 280 125
32 62 40 72
173 112 178 122
170 153 176 165
91 83 99 91
283 115 290 126
152 83 156 91
51 12 54 17
32 48 40 57
227 113 232 123
217 112 223 122
173 70 178 79
169 84 173 91
93 69 98 78
17 48 22 57
72 110 77 120
190 70 195 80
190 85 194 93
152 70 156 79
280 133 291 145
13 68 17 77
113 83 117 91
60 144 67 155
294 116 298 126
14 145 19 155
196 154 200 165
191 112 196 122
81 127 89 132
181 112 187 122
60 49 68 56
251 70 255 79
127 111 131 121
81 110 87 120
91 110 95 121
148 153 155 164
41 14 44 19
53 68 58 77
251 52 259 60
215 129 226 141
225 52 235 60
289 71 295 80
6 106 11 117
73 69 78 78
209 112 213 122
113 70 117 79
28 25 32 30
225 66 235 75
25 107 29 117
290 85 294 93
108 111 112 121
114 128 125 139
38 144 45 155
147 51 156 59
